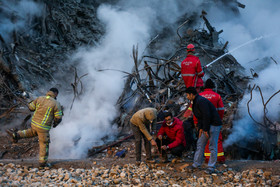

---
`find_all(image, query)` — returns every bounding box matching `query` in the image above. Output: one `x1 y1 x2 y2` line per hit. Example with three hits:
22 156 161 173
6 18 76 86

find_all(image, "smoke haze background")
206 0 280 147
50 0 207 159
0 0 43 42
2 0 274 158
49 0 280 158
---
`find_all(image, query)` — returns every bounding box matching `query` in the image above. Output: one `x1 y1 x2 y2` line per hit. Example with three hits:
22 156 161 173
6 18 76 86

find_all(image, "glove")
53 118 62 128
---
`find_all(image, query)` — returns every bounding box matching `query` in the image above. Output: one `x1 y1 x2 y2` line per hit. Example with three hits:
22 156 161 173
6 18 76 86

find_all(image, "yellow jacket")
130 108 157 141
29 91 63 131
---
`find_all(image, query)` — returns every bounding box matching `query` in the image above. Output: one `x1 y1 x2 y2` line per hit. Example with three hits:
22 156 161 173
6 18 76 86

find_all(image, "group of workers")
6 44 225 173
130 44 225 173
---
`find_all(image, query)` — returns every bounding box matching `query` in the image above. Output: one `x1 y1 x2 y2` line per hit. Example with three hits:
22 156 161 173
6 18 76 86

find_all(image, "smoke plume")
50 0 206 159
0 0 43 42
206 1 280 147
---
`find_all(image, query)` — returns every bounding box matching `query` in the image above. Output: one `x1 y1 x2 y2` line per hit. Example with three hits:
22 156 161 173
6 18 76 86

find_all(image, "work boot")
6 129 18 143
135 161 141 166
39 163 51 170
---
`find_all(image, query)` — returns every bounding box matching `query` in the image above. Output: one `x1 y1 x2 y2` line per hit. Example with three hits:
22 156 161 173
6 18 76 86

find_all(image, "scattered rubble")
0 161 279 186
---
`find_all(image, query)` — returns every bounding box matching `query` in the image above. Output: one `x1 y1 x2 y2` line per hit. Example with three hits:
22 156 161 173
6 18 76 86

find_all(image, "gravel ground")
0 159 280 186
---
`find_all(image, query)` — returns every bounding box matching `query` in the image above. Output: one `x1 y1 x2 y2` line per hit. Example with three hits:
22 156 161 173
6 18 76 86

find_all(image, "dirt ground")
1 131 280 178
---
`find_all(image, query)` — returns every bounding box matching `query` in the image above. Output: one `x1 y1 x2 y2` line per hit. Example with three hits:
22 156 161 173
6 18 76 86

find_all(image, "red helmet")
187 44 195 52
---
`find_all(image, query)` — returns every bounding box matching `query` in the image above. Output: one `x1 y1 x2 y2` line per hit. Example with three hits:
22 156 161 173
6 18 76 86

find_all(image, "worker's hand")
150 139 157 146
161 145 168 150
203 131 209 139
158 135 162 140
199 129 203 138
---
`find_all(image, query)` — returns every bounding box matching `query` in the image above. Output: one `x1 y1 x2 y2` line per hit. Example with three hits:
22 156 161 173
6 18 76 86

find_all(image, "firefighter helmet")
187 44 195 52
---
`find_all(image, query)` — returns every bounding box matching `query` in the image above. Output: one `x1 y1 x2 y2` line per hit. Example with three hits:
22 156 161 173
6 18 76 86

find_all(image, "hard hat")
187 44 195 52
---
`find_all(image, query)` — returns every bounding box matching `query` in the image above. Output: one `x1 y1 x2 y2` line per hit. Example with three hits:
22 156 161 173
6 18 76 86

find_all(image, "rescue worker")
181 44 204 92
156 112 186 163
130 108 157 164
185 87 222 173
185 79 225 162
6 88 63 168
197 79 225 163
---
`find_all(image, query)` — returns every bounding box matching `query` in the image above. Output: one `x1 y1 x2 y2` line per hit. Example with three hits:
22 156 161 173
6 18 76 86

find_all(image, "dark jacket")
192 95 222 132
157 117 186 149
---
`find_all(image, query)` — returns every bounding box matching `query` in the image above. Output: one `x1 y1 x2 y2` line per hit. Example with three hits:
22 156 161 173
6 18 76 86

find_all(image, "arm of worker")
167 128 185 149
53 103 63 128
138 123 153 141
217 95 224 120
196 59 205 77
198 101 211 133
28 98 38 111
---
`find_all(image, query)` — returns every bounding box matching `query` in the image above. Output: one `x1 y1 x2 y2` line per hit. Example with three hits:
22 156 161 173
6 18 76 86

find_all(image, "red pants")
204 132 225 163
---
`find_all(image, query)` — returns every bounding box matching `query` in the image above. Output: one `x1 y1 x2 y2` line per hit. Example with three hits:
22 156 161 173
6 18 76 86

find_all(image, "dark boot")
6 129 18 143
39 163 51 169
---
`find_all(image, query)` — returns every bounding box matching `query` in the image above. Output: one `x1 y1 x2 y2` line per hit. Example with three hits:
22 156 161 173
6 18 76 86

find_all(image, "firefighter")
130 108 157 164
156 111 186 163
184 79 226 162
6 88 63 168
181 43 205 92
185 87 222 173
194 79 225 163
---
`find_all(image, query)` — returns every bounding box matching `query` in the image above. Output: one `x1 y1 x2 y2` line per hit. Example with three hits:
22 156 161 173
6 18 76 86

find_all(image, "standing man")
6 88 63 168
156 112 186 162
185 87 222 173
130 108 157 164
198 79 225 163
181 44 204 92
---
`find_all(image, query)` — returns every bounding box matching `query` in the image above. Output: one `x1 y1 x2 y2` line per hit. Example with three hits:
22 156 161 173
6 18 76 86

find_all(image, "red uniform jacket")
193 88 224 124
181 54 204 88
196 89 225 162
157 117 186 149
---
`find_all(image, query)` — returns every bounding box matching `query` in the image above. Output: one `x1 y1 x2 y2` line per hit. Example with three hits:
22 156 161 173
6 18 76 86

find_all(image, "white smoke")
206 1 280 147
50 0 205 159
0 0 43 41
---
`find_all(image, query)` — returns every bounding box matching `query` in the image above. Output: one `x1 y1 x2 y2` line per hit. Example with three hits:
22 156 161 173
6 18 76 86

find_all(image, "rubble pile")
0 162 279 186
0 0 104 123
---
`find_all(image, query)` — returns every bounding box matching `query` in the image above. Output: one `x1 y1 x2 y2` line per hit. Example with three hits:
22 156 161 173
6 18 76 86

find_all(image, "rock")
263 171 272 179
120 172 126 178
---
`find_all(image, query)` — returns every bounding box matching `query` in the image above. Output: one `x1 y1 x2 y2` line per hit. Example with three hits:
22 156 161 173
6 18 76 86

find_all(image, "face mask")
166 121 173 126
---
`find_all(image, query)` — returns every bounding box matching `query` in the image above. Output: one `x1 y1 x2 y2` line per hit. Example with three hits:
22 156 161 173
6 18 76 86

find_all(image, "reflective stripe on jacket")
29 91 62 131
181 54 204 88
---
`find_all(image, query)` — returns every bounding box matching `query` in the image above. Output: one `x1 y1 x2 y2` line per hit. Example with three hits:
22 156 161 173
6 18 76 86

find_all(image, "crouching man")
156 112 186 162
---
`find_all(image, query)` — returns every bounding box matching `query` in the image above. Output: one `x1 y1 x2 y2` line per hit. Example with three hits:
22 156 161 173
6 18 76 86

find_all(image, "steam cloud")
50 0 204 159
0 0 43 41
206 1 280 147
50 0 280 158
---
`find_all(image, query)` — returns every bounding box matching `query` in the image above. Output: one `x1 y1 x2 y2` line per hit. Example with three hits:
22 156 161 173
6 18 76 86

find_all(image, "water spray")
204 35 265 68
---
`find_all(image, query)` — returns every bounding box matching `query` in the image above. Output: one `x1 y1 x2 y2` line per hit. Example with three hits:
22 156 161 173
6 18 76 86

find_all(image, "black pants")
156 138 185 157
130 123 151 161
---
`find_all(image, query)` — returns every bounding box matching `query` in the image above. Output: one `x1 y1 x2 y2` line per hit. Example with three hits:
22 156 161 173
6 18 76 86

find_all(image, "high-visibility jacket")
130 108 157 141
157 117 186 149
29 91 63 131
181 54 204 88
